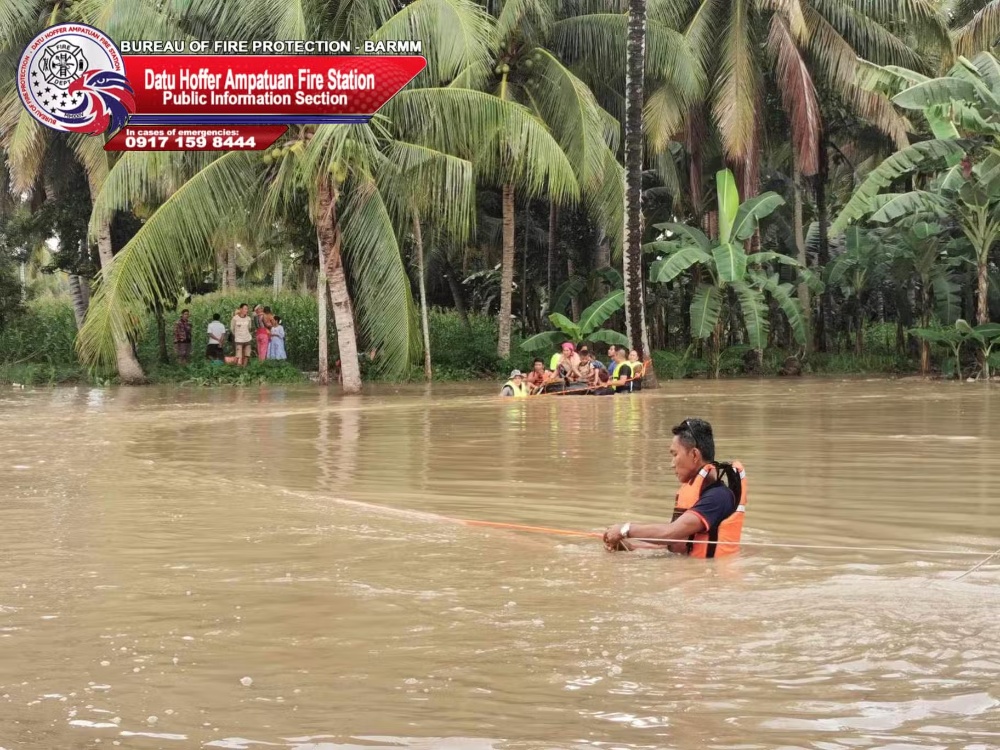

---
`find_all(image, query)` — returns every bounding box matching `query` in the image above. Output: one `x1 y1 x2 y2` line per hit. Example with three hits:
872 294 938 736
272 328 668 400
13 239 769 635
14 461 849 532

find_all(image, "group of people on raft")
500 343 645 397
604 417 747 559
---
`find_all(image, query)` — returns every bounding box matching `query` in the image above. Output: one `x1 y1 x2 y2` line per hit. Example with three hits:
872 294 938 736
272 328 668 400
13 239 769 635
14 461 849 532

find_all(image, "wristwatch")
620 522 631 540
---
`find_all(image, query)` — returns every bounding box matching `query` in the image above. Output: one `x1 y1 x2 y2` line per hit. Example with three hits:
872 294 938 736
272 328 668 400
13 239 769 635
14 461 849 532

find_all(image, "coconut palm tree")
624 0 653 368
455 0 624 358
76 0 587 392
0 0 187 382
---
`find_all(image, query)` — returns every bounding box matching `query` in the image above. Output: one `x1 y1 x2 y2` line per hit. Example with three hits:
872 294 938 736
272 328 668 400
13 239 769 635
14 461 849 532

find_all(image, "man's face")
181 311 189 321
607 346 616 360
533 361 544 373
670 435 702 483
239 306 248 317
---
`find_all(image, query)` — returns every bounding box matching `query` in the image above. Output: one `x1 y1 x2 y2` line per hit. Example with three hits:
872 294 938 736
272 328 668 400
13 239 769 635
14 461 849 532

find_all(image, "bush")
146 358 307 386
0 297 78 366
426 308 532 380
140 288 336 371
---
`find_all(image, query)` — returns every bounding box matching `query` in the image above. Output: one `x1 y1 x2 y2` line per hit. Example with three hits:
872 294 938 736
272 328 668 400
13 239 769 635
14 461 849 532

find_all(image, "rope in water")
457 518 996 559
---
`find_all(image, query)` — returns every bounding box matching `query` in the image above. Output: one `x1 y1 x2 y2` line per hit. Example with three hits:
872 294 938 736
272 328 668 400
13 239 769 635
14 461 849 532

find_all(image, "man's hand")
603 524 633 552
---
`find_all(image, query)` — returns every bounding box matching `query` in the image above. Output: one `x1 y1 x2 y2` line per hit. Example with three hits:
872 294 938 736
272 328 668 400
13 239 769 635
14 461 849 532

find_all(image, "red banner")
122 55 426 120
105 125 287 151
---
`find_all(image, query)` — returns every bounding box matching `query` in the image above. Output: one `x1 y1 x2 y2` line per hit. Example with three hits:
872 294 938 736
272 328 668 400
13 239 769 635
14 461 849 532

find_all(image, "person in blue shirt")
603 418 738 554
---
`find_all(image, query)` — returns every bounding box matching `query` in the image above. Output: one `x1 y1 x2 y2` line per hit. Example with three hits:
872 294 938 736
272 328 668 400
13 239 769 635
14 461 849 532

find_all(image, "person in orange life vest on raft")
603 418 747 558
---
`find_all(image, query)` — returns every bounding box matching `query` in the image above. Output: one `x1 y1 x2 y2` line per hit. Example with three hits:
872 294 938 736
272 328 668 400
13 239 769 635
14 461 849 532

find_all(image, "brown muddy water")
1 379 998 750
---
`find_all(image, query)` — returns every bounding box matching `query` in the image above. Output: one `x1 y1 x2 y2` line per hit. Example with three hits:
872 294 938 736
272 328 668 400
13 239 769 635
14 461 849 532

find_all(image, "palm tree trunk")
273 258 283 294
317 249 329 386
413 209 433 381
92 207 145 384
547 201 557 310
815 133 831 352
522 207 530 330
498 183 516 358
317 178 362 393
68 274 88 329
920 281 931 376
625 0 655 380
567 256 581 321
442 255 471 329
792 152 812 353
226 245 237 290
154 301 169 365
686 105 705 219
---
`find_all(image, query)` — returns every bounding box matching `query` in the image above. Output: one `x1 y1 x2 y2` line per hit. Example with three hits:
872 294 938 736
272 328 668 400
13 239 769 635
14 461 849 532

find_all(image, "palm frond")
90 150 221 230
0 0 43 51
495 0 554 47
809 0 927 71
551 14 704 99
714 0 759 161
78 152 262 369
373 0 495 84
832 139 970 232
339 173 421 376
385 87 580 202
952 0 1000 58
523 48 615 189
6 109 46 195
67 134 110 194
381 140 476 242
768 15 820 176
74 0 187 42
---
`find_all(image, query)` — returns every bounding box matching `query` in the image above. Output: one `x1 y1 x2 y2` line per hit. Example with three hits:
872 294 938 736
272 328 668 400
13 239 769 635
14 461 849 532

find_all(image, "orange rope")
460 518 602 537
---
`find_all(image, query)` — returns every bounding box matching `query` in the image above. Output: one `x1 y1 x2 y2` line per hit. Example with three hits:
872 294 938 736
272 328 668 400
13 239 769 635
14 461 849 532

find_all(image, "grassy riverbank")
0 292 952 387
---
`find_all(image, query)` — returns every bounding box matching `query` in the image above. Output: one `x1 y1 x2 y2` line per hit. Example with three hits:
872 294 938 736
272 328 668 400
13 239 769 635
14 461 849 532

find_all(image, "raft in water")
539 381 612 396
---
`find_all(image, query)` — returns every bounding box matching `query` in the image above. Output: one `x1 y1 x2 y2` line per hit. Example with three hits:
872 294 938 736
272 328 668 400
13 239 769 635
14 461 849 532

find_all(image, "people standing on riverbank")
231 304 253 366
267 316 287 360
173 309 192 365
253 305 271 362
206 313 226 361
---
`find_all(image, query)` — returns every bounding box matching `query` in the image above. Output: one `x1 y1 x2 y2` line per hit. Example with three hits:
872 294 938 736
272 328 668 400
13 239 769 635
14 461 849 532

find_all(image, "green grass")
0 294 958 385
0 362 91 386
146 358 308 386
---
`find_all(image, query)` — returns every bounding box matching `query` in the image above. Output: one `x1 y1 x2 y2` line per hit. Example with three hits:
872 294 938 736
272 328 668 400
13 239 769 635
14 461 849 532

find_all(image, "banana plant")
958 320 1000 380
884 221 962 374
910 319 1000 379
520 289 628 351
646 169 811 359
833 52 1000 326
826 227 892 356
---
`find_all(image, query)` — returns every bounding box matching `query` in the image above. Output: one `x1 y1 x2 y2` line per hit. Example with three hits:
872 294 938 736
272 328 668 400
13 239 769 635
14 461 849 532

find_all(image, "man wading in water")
603 418 748 558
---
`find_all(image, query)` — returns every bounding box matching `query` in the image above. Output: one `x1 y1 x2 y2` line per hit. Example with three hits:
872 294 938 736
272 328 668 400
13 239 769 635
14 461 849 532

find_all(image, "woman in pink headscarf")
555 341 583 382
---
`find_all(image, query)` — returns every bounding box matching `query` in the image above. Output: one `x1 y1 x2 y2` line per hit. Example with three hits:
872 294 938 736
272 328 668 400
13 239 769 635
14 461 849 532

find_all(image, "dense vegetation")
2 0 1000 388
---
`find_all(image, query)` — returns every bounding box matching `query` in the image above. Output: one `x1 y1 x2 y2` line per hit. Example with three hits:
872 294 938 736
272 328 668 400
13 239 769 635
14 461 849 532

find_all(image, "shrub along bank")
0 291 953 387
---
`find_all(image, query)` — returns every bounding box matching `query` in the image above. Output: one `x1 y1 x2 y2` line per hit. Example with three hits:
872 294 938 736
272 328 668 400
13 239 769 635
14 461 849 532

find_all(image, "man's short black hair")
532 358 544 366
181 308 189 314
672 418 715 462
213 313 221 321
240 302 248 308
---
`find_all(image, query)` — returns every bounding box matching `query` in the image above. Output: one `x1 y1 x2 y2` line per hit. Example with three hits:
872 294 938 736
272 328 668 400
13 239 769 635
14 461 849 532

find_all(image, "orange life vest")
671 461 747 558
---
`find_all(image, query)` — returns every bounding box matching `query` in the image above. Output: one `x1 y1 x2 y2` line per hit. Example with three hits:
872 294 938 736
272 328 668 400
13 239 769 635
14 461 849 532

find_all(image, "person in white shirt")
206 313 227 361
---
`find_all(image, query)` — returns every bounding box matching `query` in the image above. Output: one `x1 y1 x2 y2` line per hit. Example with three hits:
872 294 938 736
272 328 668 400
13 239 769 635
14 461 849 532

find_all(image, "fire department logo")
39 40 88 87
17 23 134 135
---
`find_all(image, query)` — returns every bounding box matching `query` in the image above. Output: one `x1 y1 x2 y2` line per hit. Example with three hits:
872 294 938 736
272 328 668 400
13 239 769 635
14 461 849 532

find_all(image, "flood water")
1 378 999 749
